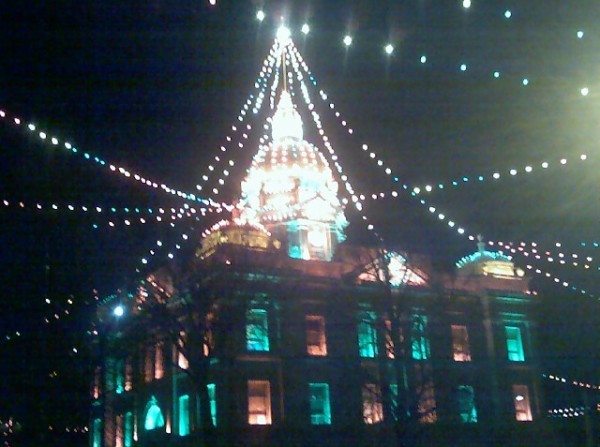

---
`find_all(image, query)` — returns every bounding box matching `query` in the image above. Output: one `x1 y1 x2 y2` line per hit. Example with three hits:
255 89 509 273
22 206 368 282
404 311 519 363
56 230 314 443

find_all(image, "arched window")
144 396 165 431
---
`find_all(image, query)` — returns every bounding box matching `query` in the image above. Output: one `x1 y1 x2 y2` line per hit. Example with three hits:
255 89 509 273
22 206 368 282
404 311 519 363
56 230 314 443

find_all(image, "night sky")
1 0 600 443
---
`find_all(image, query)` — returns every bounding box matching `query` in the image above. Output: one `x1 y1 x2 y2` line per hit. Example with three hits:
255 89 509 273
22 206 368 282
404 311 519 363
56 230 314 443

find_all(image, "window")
124 358 133 391
414 363 437 423
92 367 101 399
144 346 154 383
451 325 472 362
505 326 525 361
207 384 217 427
306 315 327 356
115 359 125 394
411 314 430 360
362 383 384 424
124 412 133 447
512 385 532 421
178 331 189 369
456 385 478 423
115 414 124 447
248 380 272 425
309 383 331 425
179 395 190 436
144 396 165 431
92 418 102 447
154 342 164 379
246 308 270 352
357 311 378 358
390 383 400 421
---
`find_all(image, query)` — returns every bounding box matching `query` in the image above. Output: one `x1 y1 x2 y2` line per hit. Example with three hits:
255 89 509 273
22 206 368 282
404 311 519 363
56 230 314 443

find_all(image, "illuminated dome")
456 237 524 278
238 90 347 261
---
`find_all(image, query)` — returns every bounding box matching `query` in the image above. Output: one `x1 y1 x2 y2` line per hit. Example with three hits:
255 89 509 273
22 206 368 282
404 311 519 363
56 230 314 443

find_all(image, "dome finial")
476 234 485 253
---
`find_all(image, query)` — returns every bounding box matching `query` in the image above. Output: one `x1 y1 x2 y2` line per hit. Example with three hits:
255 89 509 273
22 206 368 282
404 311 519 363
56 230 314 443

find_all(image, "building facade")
90 68 544 446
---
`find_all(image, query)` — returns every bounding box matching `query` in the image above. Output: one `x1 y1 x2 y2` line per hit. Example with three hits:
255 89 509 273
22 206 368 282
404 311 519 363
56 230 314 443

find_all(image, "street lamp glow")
276 25 291 44
384 43 394 55
301 23 310 35
113 305 125 317
463 0 471 8
581 87 589 96
256 10 265 22
343 35 352 47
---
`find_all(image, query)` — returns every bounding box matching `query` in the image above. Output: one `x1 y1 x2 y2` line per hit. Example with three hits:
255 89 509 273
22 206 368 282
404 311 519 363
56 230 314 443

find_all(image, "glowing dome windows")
238 90 348 261
457 237 523 279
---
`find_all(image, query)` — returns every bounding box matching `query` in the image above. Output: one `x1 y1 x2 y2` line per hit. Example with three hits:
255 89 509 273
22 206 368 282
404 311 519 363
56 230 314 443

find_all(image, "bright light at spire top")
276 25 291 44
256 10 265 22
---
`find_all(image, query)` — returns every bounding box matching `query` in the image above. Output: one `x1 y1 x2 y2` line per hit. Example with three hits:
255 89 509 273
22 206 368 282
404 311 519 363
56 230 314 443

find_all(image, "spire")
271 91 303 141
477 234 485 253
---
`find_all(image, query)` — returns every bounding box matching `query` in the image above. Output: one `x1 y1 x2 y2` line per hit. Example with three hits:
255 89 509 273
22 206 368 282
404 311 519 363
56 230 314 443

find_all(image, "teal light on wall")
124 412 133 447
411 314 430 360
246 308 270 351
144 396 165 430
178 395 190 436
505 326 525 361
92 418 102 447
357 311 378 358
207 384 217 427
309 383 332 425
457 385 478 423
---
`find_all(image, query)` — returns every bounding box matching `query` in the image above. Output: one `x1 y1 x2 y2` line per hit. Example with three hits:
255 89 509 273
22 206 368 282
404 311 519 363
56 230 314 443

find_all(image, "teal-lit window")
124 412 133 447
92 418 102 447
357 311 378 358
246 308 270 351
457 385 478 423
115 359 125 394
207 384 217 427
179 395 190 436
309 383 331 425
144 396 165 431
505 326 525 361
411 314 430 360
390 384 399 421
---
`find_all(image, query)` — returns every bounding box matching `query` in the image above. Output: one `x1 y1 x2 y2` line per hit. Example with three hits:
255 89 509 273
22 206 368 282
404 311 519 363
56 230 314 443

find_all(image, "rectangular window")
124 412 133 447
92 418 102 447
505 326 525 361
451 325 472 362
124 358 133 391
115 414 124 447
179 395 190 436
309 383 331 425
306 315 327 356
390 383 399 421
154 341 164 379
246 308 270 352
248 380 272 425
178 331 189 369
411 314 430 360
512 385 533 421
207 384 217 427
357 311 378 358
144 346 154 383
362 383 384 424
115 359 125 394
457 385 478 423
92 367 101 399
414 363 437 423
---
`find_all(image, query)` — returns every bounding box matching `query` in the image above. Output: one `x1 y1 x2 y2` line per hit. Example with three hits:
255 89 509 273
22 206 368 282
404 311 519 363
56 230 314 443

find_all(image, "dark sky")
1 0 600 439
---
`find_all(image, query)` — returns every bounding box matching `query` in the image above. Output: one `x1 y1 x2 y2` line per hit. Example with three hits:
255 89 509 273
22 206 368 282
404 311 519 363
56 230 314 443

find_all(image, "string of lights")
196 41 281 195
0 110 228 209
543 373 600 391
254 9 591 98
499 241 599 272
285 40 382 241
